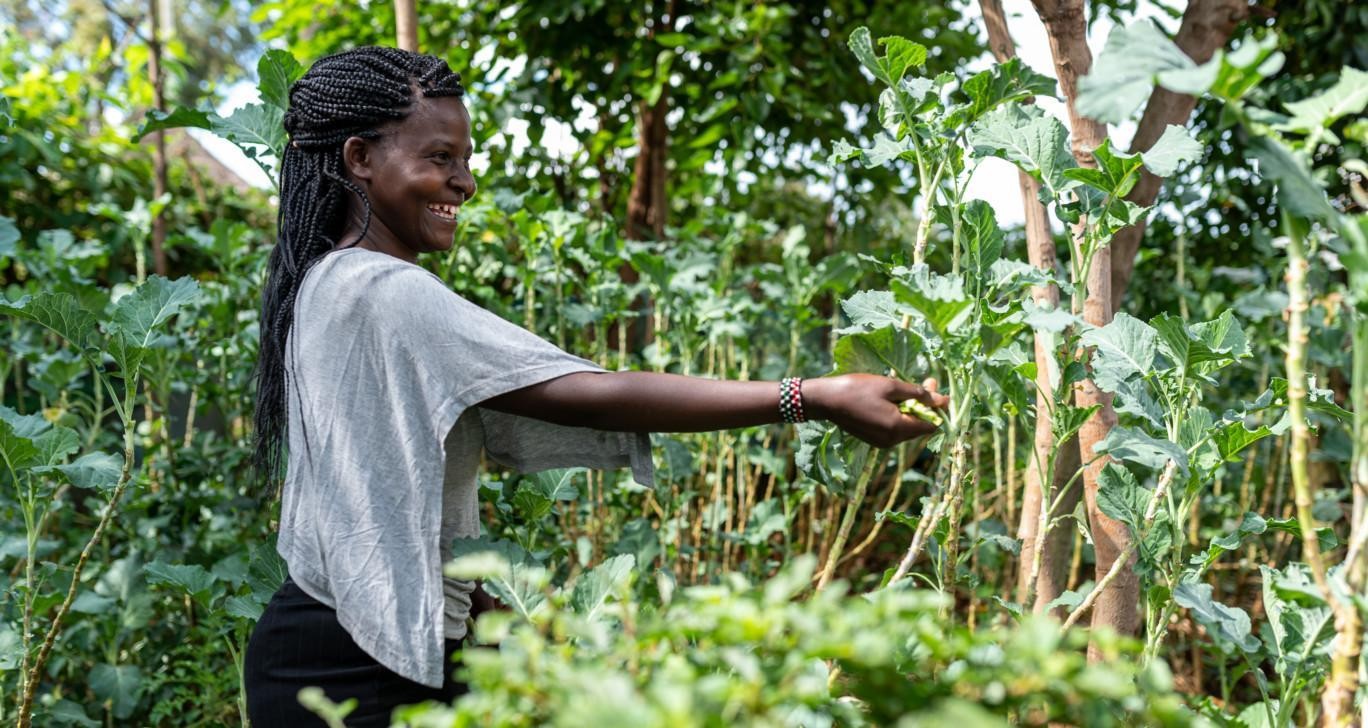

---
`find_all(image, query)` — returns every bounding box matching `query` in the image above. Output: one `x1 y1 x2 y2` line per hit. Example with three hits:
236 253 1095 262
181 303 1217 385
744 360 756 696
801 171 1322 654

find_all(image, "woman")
242 46 945 727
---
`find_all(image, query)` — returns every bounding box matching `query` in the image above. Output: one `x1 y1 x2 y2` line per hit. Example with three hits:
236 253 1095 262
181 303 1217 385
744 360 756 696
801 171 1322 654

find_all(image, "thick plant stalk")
816 450 881 591
1319 226 1368 726
1284 218 1334 597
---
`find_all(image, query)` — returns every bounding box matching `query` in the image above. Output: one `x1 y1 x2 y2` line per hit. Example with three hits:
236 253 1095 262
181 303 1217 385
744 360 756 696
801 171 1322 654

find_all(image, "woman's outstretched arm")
480 371 947 448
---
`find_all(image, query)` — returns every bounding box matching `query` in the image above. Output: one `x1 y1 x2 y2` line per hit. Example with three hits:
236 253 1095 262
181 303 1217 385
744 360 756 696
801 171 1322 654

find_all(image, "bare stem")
816 449 882 591
18 385 137 727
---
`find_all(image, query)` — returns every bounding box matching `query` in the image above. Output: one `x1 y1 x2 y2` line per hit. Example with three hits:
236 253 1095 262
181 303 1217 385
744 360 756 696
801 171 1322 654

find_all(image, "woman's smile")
426 201 461 222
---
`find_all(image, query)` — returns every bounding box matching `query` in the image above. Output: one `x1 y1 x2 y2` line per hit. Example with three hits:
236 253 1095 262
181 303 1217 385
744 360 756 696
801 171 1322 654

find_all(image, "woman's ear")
342 136 374 183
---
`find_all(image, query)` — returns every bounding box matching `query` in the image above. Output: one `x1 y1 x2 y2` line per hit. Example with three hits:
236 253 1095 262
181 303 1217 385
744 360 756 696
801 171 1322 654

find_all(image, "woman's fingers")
888 377 950 410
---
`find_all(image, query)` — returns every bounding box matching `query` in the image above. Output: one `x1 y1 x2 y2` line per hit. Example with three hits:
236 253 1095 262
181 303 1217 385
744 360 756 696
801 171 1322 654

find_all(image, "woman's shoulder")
303 248 487 330
309 248 450 299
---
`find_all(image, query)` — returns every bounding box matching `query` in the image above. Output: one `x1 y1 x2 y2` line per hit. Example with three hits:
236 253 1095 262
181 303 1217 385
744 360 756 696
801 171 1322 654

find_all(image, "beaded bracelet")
779 377 807 424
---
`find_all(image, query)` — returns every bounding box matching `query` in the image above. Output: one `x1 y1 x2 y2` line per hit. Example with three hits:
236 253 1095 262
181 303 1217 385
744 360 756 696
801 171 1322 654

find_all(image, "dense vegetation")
2 1 1366 726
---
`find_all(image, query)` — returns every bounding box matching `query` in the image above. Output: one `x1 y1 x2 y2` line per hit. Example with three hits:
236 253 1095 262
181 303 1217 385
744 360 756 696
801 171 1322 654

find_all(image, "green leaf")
90 663 143 719
840 290 904 331
1052 404 1101 445
0 405 48 470
1141 125 1203 176
1096 462 1147 534
1044 587 1089 613
1266 377 1353 423
863 134 911 168
54 451 122 492
1096 425 1188 473
890 265 972 335
1280 67 1368 137
1265 518 1339 552
1260 564 1333 665
1020 299 1079 334
968 104 1074 201
44 699 99 728
1212 514 1266 551
1064 139 1145 197
257 49 305 111
828 139 862 165
31 424 79 466
833 326 918 379
107 276 200 349
224 595 265 621
133 107 214 142
794 421 869 495
1212 421 1273 462
569 554 635 621
878 36 928 84
144 561 219 603
1189 310 1249 364
949 58 1056 126
246 540 288 604
448 537 548 620
1248 135 1338 223
1173 582 1261 653
1112 379 1164 430
959 201 1005 283
214 103 288 161
0 291 100 353
511 468 581 521
1191 512 1267 572
1154 310 1248 375
1080 312 1157 392
0 216 18 258
848 28 892 86
1209 36 1284 102
1077 20 1198 124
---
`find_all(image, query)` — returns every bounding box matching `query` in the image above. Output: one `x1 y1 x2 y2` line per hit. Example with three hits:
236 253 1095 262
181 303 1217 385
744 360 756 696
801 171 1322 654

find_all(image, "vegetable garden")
2 0 1366 725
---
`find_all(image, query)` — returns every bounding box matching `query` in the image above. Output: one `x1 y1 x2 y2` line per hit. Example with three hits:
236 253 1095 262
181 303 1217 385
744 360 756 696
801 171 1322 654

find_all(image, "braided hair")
253 47 465 494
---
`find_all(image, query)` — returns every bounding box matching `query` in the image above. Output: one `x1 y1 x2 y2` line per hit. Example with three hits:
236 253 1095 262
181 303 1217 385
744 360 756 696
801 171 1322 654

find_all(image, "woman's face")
343 95 476 262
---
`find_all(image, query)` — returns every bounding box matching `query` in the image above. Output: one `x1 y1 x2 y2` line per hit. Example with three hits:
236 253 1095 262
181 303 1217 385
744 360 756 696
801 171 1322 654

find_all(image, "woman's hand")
804 374 948 448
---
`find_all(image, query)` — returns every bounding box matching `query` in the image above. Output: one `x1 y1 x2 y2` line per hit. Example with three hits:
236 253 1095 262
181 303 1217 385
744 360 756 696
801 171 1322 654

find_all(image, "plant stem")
1063 460 1177 630
18 381 137 727
816 449 881 591
1283 214 1333 595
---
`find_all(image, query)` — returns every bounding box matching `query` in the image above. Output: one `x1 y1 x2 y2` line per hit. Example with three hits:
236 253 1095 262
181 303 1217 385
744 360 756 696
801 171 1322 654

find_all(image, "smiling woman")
244 45 945 728
338 95 476 261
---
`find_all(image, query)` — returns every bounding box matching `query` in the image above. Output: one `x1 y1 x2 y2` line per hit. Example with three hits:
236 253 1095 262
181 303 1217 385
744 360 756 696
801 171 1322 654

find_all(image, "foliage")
395 554 1194 727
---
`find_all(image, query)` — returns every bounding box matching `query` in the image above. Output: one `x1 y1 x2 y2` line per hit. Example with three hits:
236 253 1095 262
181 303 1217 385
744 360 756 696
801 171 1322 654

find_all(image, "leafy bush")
387 554 1193 727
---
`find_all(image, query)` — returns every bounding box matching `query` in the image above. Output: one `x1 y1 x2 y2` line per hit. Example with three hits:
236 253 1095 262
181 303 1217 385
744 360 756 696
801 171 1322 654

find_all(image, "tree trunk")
626 93 669 240
978 0 1081 613
394 0 418 51
1107 0 1250 311
147 0 168 277
1030 0 1136 655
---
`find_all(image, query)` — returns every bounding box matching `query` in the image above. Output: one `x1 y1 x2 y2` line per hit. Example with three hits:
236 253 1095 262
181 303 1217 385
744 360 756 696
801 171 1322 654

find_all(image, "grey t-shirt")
277 247 653 688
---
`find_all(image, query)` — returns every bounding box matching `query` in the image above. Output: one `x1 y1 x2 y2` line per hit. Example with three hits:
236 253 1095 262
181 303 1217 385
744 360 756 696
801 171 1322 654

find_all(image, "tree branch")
1109 0 1252 312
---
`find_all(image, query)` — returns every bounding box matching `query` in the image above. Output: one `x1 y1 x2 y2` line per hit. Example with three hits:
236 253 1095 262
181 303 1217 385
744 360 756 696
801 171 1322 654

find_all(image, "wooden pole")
395 0 418 51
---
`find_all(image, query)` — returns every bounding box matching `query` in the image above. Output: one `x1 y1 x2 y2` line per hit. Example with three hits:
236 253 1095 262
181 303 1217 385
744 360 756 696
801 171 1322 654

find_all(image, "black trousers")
243 576 467 728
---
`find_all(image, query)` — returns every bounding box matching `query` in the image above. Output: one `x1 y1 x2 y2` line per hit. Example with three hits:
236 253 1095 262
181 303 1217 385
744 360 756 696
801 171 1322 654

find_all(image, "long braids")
253 47 465 494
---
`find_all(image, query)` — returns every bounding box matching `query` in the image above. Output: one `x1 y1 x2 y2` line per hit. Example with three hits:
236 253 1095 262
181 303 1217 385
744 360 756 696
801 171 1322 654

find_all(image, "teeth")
427 203 458 220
